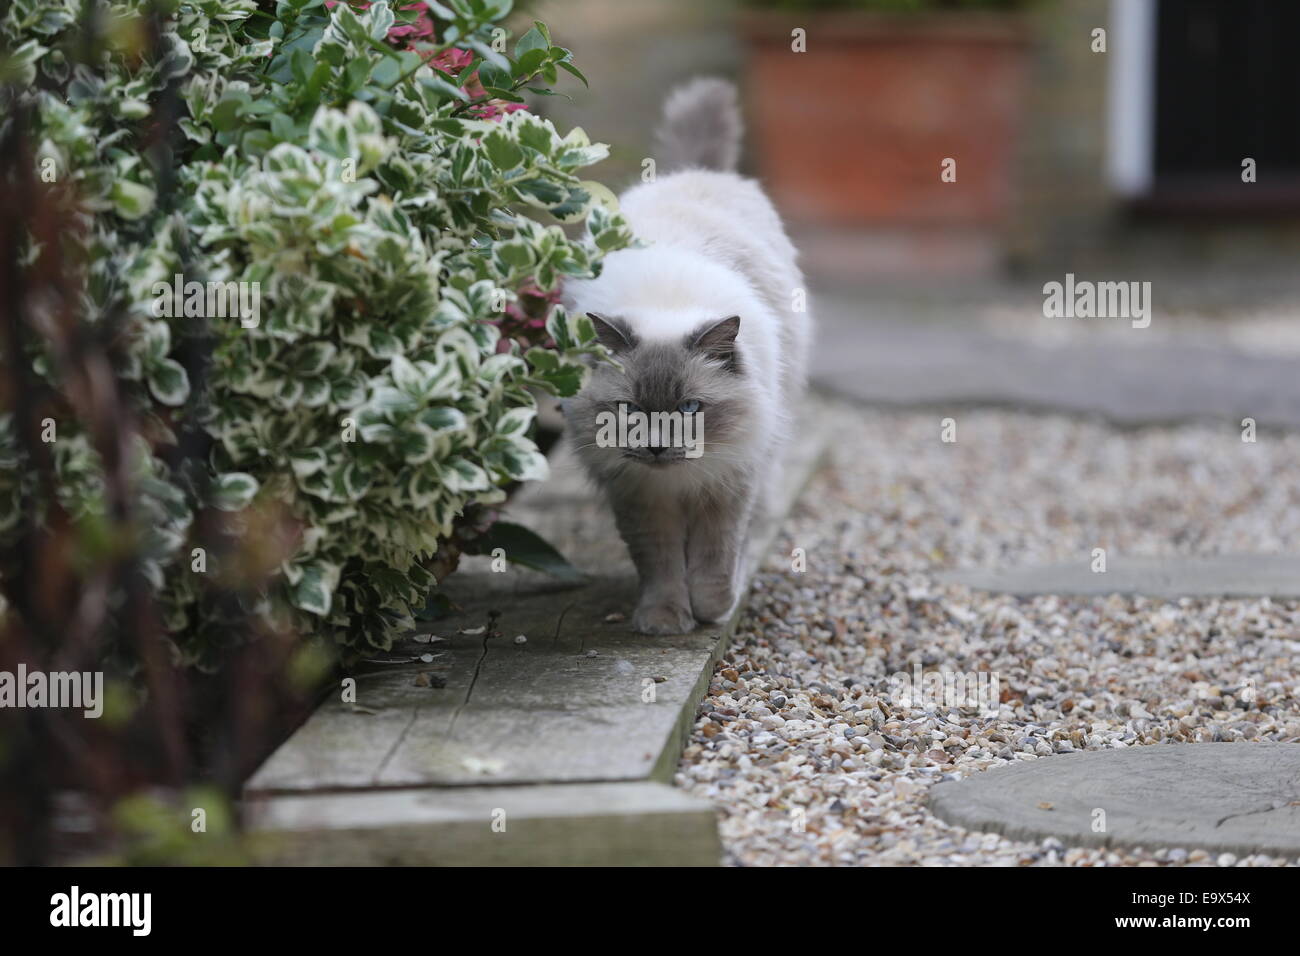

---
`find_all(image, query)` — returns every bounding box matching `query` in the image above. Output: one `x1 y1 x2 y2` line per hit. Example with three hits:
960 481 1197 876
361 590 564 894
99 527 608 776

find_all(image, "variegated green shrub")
0 0 631 665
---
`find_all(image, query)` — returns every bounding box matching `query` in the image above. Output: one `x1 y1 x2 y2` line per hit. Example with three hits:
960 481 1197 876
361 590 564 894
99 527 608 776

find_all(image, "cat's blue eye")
622 401 642 414
678 399 701 414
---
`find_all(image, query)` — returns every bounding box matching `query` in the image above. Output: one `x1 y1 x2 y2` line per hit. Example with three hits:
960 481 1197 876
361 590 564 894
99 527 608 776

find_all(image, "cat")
563 77 811 635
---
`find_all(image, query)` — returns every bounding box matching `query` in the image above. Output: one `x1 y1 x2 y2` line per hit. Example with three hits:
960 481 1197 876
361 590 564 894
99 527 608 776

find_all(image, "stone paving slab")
248 409 829 795
245 575 707 791
928 743 1300 858
246 781 721 866
812 301 1300 428
245 402 832 862
938 553 1300 599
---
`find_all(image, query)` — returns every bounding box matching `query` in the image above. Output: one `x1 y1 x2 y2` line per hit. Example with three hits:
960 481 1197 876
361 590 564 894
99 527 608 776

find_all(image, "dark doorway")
1148 0 1300 212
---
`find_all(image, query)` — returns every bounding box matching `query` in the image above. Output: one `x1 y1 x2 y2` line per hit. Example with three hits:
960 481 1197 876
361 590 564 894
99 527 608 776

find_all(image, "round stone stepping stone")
928 743 1300 858
939 554 1300 599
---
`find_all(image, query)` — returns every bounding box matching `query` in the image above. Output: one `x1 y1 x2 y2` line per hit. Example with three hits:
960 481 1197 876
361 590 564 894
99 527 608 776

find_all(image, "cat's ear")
587 312 637 354
689 315 741 369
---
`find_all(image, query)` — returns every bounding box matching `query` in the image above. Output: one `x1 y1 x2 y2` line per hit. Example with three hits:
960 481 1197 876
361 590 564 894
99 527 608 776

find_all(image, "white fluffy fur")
566 167 811 505
561 79 811 633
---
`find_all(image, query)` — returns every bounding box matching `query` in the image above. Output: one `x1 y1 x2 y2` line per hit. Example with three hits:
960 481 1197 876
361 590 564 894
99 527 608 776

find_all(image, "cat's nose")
648 445 667 457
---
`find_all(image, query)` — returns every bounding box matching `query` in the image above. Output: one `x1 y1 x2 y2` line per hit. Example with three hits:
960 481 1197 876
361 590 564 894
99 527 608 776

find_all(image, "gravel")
675 402 1300 866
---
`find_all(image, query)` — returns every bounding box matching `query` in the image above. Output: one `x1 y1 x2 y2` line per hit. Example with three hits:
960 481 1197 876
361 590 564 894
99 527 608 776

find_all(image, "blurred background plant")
0 0 629 863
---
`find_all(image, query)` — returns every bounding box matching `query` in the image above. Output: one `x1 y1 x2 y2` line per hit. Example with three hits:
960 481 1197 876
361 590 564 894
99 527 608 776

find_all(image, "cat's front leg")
686 487 755 623
610 491 695 635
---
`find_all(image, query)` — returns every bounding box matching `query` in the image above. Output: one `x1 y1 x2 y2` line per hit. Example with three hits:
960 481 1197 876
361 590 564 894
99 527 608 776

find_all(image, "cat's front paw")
633 599 696 635
689 578 738 623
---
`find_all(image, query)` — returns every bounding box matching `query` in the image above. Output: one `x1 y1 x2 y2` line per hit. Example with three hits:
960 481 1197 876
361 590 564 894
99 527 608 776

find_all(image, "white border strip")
1106 0 1158 196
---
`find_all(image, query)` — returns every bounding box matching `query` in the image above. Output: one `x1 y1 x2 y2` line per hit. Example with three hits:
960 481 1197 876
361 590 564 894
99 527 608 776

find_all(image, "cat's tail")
653 77 743 173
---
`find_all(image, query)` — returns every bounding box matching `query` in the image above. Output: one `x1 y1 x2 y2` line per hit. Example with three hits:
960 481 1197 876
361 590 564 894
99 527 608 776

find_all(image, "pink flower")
388 3 436 40
324 2 435 43
430 47 473 76
321 2 529 122
471 100 529 120
494 282 561 352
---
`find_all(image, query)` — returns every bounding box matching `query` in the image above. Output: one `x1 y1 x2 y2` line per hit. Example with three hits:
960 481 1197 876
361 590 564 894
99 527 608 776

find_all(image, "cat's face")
567 313 754 478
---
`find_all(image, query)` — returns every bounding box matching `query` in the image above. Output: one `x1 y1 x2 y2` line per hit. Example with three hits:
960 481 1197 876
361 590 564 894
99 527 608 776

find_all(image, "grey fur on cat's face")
567 314 753 475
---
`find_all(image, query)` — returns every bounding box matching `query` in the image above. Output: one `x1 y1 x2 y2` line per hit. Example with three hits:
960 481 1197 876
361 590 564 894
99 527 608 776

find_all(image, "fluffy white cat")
564 78 811 634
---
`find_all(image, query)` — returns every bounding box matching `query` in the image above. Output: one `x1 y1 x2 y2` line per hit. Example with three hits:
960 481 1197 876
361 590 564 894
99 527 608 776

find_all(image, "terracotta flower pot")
743 11 1031 230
